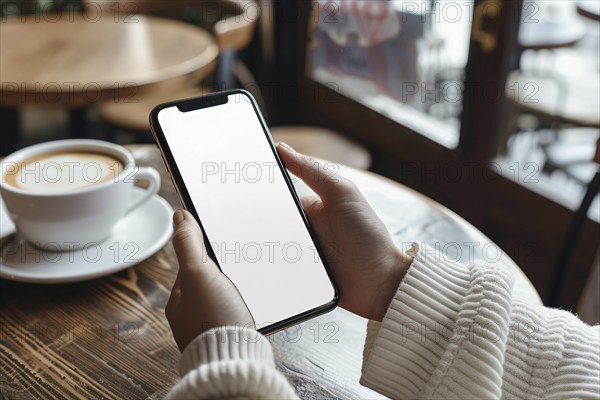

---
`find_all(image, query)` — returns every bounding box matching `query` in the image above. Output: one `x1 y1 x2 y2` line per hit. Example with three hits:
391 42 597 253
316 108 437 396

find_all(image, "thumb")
276 142 360 203
171 210 216 275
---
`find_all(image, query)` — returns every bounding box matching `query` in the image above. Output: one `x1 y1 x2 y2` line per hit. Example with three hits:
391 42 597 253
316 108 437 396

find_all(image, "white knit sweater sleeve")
166 326 299 399
361 242 600 399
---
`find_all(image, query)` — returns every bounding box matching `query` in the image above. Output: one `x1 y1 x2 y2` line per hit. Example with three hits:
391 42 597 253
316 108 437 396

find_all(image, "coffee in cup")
3 150 125 193
0 139 160 250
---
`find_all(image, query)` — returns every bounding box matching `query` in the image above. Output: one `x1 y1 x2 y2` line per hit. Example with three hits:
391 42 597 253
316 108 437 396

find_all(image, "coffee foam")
4 151 124 193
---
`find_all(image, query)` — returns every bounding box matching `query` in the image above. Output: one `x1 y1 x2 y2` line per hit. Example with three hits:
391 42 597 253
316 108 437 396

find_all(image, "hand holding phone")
275 144 411 323
152 92 411 340
164 144 412 350
151 90 338 334
167 208 254 352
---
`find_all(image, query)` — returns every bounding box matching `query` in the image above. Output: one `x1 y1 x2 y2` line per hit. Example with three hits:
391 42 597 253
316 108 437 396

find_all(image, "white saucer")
0 188 174 284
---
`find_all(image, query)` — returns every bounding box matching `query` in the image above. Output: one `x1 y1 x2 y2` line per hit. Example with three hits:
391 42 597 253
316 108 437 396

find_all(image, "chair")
269 126 371 170
505 70 600 184
97 0 260 135
547 138 600 307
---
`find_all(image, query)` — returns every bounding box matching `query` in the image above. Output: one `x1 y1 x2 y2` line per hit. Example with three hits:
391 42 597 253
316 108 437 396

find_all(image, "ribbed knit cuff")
167 326 298 399
361 242 514 399
360 242 473 398
178 326 274 375
362 319 382 367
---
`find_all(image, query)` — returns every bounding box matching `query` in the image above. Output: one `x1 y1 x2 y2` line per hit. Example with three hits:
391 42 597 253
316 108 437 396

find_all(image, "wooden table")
0 14 217 106
0 145 541 399
0 14 218 151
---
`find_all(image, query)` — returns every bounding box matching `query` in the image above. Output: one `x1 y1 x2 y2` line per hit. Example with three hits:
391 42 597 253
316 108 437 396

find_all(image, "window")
306 0 476 149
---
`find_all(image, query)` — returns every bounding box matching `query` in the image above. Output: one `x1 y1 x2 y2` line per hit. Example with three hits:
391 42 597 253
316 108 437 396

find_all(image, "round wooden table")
0 14 218 106
0 14 218 153
0 144 541 399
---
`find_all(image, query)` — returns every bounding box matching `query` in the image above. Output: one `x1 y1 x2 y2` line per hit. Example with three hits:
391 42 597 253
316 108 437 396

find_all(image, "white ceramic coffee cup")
0 139 160 250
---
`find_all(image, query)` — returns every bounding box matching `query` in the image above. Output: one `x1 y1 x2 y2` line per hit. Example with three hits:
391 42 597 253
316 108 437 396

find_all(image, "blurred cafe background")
1 0 599 322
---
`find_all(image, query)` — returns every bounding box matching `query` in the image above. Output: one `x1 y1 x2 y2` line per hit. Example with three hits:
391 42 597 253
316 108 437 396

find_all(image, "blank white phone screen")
157 93 336 329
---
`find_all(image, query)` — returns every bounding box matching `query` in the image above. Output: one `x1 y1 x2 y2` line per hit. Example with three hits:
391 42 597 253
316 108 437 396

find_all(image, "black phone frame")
149 89 339 335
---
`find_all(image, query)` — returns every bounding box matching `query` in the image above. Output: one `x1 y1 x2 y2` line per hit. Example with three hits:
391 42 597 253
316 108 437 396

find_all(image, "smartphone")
149 89 339 334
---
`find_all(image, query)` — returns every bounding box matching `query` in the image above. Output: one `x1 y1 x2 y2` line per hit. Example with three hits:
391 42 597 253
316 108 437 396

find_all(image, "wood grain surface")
0 144 540 399
0 15 218 107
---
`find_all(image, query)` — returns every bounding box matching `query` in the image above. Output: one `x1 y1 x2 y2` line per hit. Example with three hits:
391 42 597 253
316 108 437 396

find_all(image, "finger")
171 265 183 295
299 195 321 214
277 142 359 203
171 210 216 276
165 287 180 321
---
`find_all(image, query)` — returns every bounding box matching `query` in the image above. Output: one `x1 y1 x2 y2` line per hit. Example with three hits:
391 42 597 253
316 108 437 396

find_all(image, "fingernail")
173 209 185 228
278 142 296 153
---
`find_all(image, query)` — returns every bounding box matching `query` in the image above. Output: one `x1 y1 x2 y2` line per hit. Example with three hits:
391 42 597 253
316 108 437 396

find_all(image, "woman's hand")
166 143 412 351
166 209 254 352
277 142 412 321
